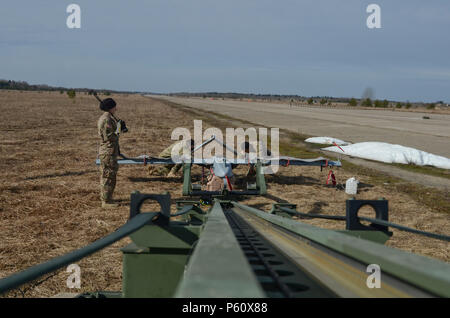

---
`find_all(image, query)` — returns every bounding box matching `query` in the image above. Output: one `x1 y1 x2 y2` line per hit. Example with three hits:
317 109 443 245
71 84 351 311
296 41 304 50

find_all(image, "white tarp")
305 136 351 146
322 141 450 169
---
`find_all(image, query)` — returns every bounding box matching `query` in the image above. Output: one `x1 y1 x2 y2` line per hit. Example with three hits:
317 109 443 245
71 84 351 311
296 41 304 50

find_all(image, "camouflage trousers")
148 163 182 176
99 154 119 203
167 163 182 175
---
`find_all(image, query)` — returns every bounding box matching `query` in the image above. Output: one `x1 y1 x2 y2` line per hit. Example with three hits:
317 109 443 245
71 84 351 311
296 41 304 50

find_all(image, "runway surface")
154 96 450 158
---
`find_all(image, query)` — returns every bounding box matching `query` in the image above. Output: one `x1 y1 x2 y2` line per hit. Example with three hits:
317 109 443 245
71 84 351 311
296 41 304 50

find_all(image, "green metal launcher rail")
1 192 449 298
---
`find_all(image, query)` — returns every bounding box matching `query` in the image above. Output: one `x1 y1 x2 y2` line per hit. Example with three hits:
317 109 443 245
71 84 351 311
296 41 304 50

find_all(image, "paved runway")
153 96 450 158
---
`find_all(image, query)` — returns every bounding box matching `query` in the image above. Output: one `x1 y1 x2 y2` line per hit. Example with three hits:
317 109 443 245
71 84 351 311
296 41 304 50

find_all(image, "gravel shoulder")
320 151 450 191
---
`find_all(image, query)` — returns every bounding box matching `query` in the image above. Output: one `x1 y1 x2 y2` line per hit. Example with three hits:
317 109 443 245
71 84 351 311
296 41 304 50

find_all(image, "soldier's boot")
167 171 178 178
167 164 182 178
101 192 119 208
157 167 170 177
147 166 156 176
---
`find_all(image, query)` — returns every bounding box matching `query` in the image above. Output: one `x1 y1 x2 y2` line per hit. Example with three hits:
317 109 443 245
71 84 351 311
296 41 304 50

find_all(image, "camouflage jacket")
98 112 119 157
159 140 189 159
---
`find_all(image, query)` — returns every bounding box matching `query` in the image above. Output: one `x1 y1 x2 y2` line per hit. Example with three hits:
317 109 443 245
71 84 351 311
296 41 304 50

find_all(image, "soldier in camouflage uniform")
148 139 194 177
97 98 120 208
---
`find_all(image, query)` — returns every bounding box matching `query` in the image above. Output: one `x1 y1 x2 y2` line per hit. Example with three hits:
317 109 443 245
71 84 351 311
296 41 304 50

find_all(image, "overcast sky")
1 0 450 102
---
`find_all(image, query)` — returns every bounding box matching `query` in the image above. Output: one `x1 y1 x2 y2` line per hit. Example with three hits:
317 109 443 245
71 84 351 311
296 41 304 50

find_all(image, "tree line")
0 79 134 95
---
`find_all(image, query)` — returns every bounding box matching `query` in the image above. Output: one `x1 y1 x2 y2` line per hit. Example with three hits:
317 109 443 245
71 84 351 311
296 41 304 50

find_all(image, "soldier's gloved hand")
116 120 128 134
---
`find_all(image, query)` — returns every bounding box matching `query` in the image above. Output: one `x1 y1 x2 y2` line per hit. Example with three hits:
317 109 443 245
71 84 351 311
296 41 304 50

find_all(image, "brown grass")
0 91 448 298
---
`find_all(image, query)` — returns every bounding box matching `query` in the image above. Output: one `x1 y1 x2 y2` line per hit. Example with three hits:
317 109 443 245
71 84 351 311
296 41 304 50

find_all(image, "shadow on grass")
128 176 183 183
307 201 329 214
24 170 97 180
264 193 290 203
358 182 374 189
266 174 319 186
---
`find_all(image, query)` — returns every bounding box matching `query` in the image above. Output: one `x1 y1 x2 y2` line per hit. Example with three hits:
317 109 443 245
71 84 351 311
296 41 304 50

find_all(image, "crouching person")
148 139 195 177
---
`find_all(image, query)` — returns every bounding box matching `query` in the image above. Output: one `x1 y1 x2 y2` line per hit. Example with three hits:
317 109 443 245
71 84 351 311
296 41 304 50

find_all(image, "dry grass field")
0 90 448 297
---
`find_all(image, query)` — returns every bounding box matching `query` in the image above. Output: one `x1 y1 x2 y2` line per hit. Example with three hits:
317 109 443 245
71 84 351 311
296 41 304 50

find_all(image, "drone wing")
95 155 341 167
95 155 175 165
265 156 341 167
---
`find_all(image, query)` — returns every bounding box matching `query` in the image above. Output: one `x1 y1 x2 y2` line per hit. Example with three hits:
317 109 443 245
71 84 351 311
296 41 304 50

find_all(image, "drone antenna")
193 135 216 153
215 137 238 156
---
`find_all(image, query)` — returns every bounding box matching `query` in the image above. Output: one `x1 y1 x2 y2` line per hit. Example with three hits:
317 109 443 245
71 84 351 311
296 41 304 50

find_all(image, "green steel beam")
130 221 201 249
122 243 191 298
182 163 192 196
232 202 450 297
337 230 391 244
175 200 265 298
122 205 205 297
255 162 267 195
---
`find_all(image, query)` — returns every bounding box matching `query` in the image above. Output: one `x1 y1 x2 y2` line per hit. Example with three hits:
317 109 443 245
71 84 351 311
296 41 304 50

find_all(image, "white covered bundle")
323 142 450 169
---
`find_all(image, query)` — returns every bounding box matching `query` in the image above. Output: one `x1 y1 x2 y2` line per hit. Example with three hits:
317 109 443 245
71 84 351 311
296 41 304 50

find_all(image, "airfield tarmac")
154 96 450 158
